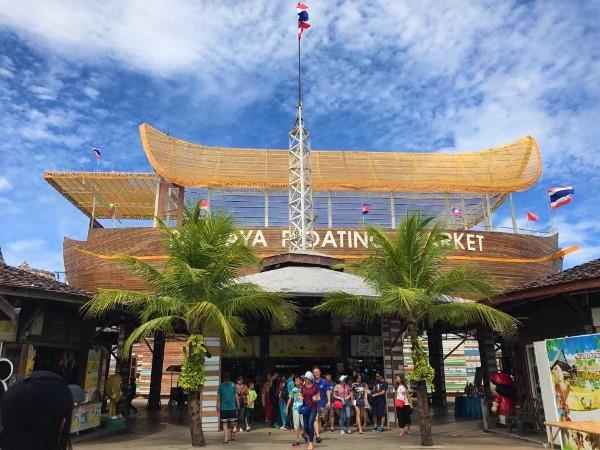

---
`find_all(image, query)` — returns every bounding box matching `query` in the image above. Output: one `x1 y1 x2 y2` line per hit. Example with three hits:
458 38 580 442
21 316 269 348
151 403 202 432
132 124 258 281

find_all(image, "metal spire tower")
288 30 315 251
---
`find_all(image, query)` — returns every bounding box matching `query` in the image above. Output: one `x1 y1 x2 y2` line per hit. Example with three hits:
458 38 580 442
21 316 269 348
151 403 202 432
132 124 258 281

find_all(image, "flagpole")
544 185 554 232
298 35 302 107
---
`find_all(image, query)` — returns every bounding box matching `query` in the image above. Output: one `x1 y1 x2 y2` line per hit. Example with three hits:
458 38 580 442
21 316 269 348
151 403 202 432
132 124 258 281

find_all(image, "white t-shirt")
396 384 409 404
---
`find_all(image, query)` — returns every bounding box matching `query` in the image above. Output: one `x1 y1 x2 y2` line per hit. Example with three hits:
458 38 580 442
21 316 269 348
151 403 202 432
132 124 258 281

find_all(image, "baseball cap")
302 371 315 381
339 375 348 382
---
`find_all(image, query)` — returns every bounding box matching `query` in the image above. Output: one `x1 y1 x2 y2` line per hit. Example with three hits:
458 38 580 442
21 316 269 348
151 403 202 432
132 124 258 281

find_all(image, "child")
286 376 305 446
246 382 258 431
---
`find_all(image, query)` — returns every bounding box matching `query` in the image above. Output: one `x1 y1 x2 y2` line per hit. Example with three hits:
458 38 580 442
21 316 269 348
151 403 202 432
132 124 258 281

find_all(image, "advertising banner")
70 402 101 433
543 333 600 450
84 348 101 402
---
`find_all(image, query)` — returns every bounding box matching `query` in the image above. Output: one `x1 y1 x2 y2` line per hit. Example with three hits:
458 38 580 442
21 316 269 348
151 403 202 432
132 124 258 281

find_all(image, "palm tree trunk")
188 389 205 446
410 331 434 446
415 379 433 446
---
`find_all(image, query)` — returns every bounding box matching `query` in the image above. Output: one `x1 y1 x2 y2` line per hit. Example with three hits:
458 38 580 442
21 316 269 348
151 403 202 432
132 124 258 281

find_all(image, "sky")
0 0 598 273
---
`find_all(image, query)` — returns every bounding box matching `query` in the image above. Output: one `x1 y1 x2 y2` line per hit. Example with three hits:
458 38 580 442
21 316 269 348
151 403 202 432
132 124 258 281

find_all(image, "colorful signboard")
84 348 101 402
70 402 101 433
544 333 600 450
269 335 341 358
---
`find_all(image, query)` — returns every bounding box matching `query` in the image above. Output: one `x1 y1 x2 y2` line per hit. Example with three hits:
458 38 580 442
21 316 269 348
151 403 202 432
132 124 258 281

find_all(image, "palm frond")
184 301 243 347
427 301 519 338
315 292 385 324
428 266 497 300
378 285 422 318
114 255 164 288
122 316 184 358
220 285 297 328
81 289 157 318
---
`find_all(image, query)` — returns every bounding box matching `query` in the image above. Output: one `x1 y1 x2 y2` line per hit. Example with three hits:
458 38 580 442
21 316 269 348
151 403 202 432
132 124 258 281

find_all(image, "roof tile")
505 258 600 294
0 263 90 298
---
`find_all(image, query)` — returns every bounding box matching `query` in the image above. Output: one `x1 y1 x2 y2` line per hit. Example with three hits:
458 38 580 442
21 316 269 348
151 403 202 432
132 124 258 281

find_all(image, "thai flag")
92 148 101 160
199 200 209 210
297 3 310 39
451 207 462 218
548 186 574 210
362 203 372 215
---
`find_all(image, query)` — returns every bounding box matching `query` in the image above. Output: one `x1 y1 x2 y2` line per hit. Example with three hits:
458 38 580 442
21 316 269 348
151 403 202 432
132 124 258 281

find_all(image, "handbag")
395 398 405 408
333 399 344 409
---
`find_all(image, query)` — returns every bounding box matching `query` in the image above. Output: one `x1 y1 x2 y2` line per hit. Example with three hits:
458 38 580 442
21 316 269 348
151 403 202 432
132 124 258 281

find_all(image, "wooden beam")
0 294 20 322
443 337 467 360
144 338 154 354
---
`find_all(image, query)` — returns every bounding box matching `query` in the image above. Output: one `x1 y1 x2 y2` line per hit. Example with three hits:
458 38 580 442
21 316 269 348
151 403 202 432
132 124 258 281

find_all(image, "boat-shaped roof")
140 123 541 193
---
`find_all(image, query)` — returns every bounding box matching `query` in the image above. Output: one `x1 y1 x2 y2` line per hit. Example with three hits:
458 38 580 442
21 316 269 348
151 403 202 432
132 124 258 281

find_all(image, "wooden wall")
64 227 561 293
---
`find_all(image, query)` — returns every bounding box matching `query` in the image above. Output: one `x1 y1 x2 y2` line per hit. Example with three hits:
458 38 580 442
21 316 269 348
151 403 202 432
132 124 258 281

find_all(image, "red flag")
527 211 539 222
199 200 209 210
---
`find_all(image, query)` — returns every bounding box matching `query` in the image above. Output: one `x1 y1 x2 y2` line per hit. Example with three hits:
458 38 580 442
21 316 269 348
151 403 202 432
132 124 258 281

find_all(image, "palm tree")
83 205 296 446
314 213 518 446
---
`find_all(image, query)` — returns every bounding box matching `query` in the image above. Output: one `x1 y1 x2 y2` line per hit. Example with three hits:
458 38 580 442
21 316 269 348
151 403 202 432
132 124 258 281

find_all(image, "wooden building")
43 123 576 430
493 258 600 410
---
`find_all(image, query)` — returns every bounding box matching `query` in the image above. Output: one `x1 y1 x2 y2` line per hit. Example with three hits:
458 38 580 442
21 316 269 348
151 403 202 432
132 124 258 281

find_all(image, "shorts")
220 409 237 422
372 401 386 419
292 410 304 430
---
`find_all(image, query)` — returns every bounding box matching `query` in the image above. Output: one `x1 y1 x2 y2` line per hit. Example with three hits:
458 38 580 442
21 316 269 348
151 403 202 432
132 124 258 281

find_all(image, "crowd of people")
217 367 413 448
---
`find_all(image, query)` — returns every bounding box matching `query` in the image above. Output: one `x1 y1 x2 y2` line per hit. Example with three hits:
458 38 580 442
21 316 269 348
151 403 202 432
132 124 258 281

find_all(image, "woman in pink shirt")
333 375 352 435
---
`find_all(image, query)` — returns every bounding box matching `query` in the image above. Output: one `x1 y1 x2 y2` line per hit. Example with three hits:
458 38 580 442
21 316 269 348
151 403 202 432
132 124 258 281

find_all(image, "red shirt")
301 384 319 411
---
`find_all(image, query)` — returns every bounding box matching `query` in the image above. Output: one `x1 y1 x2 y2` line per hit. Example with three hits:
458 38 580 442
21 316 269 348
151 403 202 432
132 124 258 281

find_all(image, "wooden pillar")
428 327 447 415
201 336 222 432
153 181 169 226
477 327 498 399
116 322 134 416
147 332 165 410
382 319 404 425
176 185 185 225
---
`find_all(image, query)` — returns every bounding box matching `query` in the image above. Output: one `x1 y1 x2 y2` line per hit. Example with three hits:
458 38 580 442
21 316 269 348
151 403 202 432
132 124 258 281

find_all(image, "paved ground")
74 405 546 450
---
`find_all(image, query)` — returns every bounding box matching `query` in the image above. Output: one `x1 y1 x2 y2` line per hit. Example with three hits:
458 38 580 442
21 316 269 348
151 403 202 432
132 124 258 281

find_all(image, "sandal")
293 442 301 446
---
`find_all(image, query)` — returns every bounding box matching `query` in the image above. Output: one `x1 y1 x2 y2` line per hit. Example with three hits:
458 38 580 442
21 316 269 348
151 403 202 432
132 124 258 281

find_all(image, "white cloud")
0 0 597 273
0 176 11 192
83 86 99 99
7 238 45 252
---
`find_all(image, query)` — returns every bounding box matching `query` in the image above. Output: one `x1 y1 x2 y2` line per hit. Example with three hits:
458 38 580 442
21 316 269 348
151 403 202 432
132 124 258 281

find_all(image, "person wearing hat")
0 370 74 450
300 371 320 450
333 375 352 434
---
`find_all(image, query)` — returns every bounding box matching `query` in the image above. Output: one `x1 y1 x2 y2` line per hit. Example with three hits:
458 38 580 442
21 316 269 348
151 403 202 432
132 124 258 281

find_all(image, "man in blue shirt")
312 367 330 443
217 372 239 443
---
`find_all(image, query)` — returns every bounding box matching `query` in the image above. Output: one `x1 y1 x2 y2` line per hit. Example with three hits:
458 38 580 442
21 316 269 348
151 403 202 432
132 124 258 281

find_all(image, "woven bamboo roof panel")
139 123 542 193
44 172 159 219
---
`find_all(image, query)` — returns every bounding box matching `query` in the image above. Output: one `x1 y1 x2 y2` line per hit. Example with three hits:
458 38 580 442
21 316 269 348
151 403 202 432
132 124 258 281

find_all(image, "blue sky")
0 1 598 272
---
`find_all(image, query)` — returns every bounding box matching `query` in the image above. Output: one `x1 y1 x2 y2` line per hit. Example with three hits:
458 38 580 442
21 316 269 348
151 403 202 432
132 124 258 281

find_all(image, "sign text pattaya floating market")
234 229 485 252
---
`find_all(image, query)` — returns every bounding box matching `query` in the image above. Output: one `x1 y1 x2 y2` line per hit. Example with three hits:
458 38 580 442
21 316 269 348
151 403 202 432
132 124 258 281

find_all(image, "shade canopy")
236 266 376 297
44 172 158 219
140 123 541 193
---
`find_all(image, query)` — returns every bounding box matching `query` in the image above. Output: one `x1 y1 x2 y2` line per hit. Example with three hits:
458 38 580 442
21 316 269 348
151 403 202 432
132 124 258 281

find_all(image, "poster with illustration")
545 333 600 450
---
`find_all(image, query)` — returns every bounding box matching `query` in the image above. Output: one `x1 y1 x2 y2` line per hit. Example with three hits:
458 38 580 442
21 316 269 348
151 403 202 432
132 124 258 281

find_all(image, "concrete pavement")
74 406 544 450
